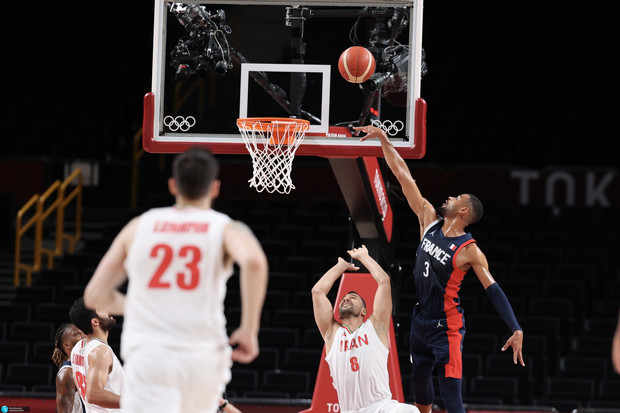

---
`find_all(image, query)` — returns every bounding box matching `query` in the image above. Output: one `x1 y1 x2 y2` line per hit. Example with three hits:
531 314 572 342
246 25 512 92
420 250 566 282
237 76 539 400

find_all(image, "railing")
14 169 83 287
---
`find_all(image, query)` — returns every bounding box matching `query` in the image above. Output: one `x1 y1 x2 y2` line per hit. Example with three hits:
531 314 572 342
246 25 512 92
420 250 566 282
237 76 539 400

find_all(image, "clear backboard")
144 0 426 158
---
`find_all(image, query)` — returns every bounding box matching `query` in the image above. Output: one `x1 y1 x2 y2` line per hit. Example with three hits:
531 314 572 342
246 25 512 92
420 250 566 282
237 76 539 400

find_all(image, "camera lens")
214 60 227 76
196 61 210 78
175 64 190 81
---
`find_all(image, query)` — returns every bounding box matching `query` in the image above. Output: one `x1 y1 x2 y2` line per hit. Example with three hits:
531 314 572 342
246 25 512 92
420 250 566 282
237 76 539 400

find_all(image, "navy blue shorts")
409 304 466 379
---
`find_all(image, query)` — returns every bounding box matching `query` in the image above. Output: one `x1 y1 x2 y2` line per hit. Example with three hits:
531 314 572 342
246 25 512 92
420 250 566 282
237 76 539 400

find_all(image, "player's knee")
437 377 465 413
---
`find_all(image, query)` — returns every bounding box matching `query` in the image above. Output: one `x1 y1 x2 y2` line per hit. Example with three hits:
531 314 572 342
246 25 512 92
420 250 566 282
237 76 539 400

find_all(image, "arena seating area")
1 156 619 412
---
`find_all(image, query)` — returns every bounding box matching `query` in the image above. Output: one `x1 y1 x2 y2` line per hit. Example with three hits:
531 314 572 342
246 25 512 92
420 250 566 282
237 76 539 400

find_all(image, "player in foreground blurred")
83 147 269 413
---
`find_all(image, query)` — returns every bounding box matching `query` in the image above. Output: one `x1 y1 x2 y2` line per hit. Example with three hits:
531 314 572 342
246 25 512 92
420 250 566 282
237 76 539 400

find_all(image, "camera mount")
169 3 233 79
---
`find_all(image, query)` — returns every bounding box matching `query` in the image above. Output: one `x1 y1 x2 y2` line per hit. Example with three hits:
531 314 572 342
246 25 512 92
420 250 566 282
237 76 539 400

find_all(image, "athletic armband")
485 283 522 332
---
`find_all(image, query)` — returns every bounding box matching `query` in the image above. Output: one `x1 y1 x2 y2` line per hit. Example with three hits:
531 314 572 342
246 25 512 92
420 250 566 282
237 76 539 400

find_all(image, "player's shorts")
409 304 466 379
121 344 232 413
343 398 420 413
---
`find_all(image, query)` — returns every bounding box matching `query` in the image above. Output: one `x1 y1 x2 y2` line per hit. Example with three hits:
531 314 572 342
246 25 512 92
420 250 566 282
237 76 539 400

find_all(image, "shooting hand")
353 125 388 142
347 245 370 261
337 257 359 272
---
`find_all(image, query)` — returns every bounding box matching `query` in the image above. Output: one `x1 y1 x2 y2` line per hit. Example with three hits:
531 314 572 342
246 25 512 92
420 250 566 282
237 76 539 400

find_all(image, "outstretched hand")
353 125 388 142
337 256 359 272
501 329 525 366
347 245 369 261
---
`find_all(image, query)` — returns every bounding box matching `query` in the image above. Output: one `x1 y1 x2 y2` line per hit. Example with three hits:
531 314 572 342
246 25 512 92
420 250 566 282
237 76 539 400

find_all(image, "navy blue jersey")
414 219 476 316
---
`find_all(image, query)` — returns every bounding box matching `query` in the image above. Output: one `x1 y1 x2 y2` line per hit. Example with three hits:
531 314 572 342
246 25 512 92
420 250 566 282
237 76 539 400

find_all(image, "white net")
236 118 310 194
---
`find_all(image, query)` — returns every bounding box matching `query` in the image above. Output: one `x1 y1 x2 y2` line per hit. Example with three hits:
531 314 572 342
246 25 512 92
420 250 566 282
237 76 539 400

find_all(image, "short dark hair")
172 147 219 200
346 291 366 309
69 297 97 335
466 193 483 225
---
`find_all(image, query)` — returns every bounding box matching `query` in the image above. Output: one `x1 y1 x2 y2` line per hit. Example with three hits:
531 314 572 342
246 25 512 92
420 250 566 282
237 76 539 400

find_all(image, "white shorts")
121 345 232 413
344 399 421 413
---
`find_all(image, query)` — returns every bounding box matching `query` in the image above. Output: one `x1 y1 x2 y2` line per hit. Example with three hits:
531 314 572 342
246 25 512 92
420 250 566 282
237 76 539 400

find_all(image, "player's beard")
339 303 361 319
98 316 117 332
437 203 449 218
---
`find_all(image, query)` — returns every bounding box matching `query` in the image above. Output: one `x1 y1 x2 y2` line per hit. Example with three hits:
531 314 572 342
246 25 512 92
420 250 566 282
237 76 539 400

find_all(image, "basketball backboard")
144 0 426 158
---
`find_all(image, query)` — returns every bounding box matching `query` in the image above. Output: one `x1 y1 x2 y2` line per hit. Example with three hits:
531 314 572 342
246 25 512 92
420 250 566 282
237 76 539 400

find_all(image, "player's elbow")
311 284 325 298
375 275 391 291
83 284 99 310
86 388 118 409
83 283 107 311
242 252 269 278
85 387 102 406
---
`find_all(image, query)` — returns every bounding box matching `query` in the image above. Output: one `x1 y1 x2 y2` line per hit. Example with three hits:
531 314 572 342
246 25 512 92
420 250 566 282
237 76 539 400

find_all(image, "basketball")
338 46 376 84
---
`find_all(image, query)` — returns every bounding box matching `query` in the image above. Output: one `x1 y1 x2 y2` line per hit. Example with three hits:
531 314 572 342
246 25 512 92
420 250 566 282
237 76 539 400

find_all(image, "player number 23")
148 243 202 290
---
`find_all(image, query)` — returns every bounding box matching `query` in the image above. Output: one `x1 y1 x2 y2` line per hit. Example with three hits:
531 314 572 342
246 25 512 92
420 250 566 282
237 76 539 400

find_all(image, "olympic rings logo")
371 119 404 137
164 115 196 132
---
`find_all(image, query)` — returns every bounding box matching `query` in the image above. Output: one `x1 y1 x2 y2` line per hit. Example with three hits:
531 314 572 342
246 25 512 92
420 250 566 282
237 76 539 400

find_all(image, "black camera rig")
169 3 233 79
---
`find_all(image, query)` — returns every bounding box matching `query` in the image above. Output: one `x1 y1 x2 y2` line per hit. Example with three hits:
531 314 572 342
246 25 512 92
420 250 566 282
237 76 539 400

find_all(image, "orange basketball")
338 46 376 84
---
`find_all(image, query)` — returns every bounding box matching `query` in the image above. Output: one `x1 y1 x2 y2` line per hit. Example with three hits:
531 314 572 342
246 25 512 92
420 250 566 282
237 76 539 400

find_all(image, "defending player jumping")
356 125 524 413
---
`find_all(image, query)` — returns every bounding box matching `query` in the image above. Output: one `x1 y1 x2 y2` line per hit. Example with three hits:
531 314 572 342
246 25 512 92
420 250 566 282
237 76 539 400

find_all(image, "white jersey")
122 206 233 358
70 338 124 413
325 319 392 413
58 362 84 413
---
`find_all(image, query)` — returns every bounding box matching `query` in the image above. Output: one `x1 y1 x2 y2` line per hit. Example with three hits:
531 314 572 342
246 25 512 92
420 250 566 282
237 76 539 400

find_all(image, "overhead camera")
362 44 427 93
361 7 427 96
169 3 233 80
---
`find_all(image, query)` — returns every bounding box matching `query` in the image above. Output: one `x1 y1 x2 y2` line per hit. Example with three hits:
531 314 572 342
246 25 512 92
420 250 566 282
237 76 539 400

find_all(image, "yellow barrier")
14 169 83 287
14 194 40 287
58 168 83 255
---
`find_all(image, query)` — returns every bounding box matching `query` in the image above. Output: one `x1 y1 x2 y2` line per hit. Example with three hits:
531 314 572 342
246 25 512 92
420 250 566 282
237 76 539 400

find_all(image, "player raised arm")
223 221 269 364
355 125 436 229
347 245 392 347
311 257 359 351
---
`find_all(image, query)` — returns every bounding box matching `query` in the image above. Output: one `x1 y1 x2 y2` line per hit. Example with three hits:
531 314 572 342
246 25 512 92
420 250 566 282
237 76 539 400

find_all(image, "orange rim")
237 117 310 145
237 117 309 129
